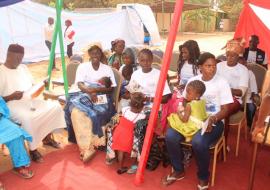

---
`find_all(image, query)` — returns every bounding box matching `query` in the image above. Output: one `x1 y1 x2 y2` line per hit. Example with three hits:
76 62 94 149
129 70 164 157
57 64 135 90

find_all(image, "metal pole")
134 0 184 185
57 0 69 97
47 1 59 89
162 0 165 36
46 0 68 98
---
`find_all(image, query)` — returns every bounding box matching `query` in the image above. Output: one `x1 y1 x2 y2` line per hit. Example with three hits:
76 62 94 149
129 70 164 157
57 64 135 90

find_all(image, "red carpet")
1 130 269 190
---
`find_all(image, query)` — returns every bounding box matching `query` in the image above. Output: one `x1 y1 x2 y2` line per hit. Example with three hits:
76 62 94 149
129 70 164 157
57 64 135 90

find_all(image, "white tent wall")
0 0 161 63
133 4 161 46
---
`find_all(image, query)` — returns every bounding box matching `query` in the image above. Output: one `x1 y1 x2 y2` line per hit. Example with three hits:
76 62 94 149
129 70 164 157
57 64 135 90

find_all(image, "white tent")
0 0 161 62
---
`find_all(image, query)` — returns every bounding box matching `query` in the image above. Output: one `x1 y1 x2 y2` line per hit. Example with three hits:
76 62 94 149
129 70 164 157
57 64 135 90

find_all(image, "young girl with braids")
167 80 208 142
161 40 201 133
112 92 146 174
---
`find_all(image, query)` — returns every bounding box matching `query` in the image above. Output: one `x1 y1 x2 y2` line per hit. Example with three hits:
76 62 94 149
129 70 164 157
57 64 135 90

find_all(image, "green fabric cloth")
167 100 208 142
108 53 124 66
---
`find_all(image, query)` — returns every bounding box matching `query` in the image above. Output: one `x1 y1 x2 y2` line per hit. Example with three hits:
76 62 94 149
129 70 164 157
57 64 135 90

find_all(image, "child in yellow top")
167 80 208 142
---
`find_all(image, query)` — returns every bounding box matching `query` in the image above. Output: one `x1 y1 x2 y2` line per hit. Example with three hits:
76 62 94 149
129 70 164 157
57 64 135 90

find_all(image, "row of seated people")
63 37 249 190
0 34 267 190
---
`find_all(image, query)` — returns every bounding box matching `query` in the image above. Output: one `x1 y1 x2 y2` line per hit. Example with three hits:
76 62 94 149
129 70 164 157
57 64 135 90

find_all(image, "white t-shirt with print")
75 62 116 87
217 61 249 103
184 74 233 115
247 50 268 65
130 68 171 97
246 70 258 103
179 61 197 85
122 107 146 123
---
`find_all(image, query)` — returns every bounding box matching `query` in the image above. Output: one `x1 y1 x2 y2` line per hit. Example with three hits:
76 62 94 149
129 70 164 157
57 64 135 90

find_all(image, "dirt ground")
27 32 234 83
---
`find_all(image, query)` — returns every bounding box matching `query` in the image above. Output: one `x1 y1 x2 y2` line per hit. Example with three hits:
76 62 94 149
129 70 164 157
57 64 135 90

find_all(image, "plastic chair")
247 63 267 93
52 60 81 88
169 52 179 72
111 68 123 112
153 54 162 64
228 93 248 157
181 133 226 187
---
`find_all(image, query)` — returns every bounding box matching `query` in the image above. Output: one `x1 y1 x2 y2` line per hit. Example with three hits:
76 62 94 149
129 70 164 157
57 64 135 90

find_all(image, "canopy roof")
234 0 270 60
0 0 23 7
0 0 161 62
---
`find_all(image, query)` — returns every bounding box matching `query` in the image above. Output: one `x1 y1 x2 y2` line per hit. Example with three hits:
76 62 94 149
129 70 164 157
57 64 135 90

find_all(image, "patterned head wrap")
223 38 245 56
111 38 125 52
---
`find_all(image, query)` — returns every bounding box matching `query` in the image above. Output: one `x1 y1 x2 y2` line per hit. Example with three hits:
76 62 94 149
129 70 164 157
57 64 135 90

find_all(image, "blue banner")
0 0 24 7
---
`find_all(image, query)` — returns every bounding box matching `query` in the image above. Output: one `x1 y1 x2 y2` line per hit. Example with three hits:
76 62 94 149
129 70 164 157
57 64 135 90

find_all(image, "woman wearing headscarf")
217 38 249 139
64 45 116 163
119 47 138 72
108 39 125 69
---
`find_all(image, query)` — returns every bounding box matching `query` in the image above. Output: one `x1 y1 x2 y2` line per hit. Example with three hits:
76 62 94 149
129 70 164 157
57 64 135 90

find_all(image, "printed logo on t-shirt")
204 94 217 113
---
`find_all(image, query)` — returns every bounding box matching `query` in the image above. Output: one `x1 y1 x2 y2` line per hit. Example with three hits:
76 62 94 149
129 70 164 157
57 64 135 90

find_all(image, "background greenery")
33 0 242 32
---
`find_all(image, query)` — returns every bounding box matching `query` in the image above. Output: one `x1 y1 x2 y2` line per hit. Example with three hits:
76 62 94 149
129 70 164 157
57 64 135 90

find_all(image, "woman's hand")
78 82 86 92
112 60 120 70
122 91 130 99
90 93 98 103
9 91 23 101
78 82 94 94
177 84 185 91
205 115 217 133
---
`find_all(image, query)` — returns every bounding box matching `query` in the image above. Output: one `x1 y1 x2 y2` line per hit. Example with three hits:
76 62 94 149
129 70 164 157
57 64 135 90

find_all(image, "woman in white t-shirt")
64 45 117 163
161 40 201 132
163 52 233 190
177 40 200 87
129 48 172 106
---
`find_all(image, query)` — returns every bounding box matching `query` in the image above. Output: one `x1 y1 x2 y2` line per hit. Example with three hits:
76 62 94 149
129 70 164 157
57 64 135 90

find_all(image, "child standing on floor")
112 92 145 174
119 64 133 110
167 80 208 142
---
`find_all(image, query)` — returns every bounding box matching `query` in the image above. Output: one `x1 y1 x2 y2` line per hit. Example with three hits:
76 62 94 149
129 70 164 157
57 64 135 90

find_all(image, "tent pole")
134 0 184 185
46 0 68 98
47 0 59 89
56 0 68 97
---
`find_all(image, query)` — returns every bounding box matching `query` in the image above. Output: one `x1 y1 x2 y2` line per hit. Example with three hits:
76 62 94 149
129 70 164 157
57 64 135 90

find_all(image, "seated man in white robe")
0 44 66 163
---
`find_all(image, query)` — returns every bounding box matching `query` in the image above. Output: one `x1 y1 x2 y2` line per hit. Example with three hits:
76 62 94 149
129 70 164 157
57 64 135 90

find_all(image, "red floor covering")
1 132 269 190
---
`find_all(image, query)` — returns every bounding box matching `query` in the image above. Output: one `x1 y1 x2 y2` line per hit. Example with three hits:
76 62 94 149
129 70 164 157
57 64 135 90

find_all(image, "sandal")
30 150 44 163
12 167 34 179
105 157 116 165
197 184 209 190
117 167 128 175
162 172 185 186
127 165 138 174
198 180 209 190
43 139 61 149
